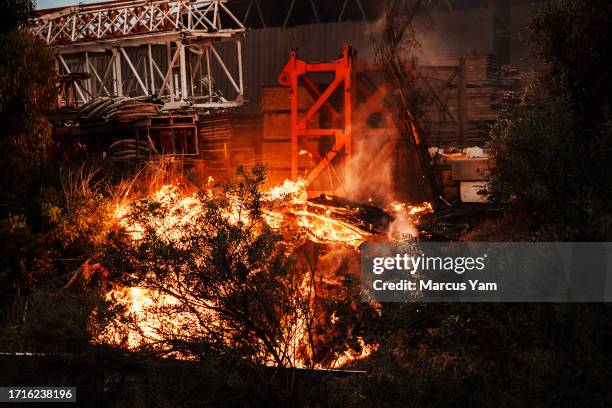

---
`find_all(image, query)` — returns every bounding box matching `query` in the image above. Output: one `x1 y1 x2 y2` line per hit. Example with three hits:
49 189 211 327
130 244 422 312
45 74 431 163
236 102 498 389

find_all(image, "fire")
98 179 429 367
99 286 195 350
386 201 433 216
264 178 308 205
116 184 203 240
332 336 379 368
116 178 370 248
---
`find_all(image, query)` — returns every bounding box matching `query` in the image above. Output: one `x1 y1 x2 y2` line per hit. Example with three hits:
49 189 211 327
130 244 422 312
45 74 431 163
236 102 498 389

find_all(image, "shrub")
486 0 612 240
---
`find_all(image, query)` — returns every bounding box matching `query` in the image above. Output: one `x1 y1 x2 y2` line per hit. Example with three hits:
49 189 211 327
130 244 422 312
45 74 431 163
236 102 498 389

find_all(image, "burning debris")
309 195 395 235
93 175 432 368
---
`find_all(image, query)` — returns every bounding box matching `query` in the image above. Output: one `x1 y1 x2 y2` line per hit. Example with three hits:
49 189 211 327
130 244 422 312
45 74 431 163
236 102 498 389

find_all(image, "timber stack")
260 86 320 186
419 52 523 147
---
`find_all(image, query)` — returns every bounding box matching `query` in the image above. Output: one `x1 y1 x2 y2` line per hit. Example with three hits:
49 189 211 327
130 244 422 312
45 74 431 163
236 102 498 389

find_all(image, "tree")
487 0 612 240
0 0 58 309
99 164 379 378
0 0 35 34
101 166 313 367
0 31 57 216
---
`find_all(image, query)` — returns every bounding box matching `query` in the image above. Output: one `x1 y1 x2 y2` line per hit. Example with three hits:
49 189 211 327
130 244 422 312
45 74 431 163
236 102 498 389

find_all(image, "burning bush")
98 165 381 368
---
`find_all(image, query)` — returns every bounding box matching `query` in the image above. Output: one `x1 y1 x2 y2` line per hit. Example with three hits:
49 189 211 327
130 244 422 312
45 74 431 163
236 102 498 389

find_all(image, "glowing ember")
383 200 433 241
99 178 416 367
264 178 308 205
115 178 370 248
386 201 433 216
290 209 367 248
332 336 379 368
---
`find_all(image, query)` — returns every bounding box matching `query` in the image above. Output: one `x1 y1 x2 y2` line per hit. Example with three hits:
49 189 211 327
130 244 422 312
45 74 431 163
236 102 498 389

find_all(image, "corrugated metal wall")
213 21 376 112
221 4 499 112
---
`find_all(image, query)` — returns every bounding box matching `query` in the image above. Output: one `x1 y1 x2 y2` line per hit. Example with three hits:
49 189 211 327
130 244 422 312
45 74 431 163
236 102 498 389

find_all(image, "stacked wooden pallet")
229 112 262 170
421 87 503 122
260 86 319 185
419 52 521 147
197 112 262 178
427 52 502 85
260 86 317 111
197 114 232 175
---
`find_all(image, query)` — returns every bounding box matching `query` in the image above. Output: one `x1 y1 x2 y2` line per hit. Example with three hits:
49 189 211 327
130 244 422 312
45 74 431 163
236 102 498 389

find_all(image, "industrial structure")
33 0 542 201
32 0 246 109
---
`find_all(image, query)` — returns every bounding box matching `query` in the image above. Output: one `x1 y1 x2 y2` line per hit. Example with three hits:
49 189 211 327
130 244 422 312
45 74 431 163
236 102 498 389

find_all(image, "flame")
386 201 433 216
115 178 370 248
99 179 432 367
332 336 379 368
98 286 192 350
264 178 308 205
384 200 433 241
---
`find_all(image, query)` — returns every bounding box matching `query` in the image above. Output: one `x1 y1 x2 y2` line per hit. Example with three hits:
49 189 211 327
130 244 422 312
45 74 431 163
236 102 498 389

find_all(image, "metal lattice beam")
32 0 245 46
31 0 247 111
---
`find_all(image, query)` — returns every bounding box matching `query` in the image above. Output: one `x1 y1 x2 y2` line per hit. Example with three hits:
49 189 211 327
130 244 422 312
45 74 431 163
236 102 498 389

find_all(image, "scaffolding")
31 0 247 110
278 44 410 195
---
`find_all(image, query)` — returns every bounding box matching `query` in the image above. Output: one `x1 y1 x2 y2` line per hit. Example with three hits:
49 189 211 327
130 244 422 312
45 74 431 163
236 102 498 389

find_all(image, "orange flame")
98 179 431 367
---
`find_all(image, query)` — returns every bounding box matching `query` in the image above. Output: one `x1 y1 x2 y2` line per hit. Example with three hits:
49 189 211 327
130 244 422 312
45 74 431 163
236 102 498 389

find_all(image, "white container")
460 181 490 203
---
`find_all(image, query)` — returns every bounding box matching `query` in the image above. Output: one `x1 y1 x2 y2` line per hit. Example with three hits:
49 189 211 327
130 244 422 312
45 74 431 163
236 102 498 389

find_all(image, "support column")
166 42 175 101
55 57 62 106
148 44 155 94
205 46 212 101
112 48 123 97
178 41 188 101
84 51 91 101
237 39 244 95
343 46 352 189
290 52 299 180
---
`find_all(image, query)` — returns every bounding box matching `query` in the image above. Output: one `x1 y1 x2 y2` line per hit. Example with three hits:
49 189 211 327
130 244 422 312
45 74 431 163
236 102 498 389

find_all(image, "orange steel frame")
278 44 442 202
278 44 355 190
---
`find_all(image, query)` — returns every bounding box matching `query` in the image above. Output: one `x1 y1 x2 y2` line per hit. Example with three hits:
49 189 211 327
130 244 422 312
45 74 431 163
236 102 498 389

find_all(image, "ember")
97 178 430 367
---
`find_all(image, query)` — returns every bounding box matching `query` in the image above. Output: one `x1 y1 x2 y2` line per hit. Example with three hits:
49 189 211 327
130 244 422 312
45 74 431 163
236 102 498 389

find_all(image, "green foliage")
0 22 58 296
487 87 576 208
0 168 116 363
323 303 611 408
0 9 95 310
0 15 57 217
0 165 114 297
486 0 612 240
0 29 56 149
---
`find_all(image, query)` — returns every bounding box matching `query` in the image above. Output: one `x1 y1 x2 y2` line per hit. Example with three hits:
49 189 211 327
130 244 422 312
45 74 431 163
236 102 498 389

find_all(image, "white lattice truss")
31 0 246 109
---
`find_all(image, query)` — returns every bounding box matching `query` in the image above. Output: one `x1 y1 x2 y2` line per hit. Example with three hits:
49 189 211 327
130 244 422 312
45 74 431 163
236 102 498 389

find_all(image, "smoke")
344 123 397 204
387 211 419 241
365 0 486 66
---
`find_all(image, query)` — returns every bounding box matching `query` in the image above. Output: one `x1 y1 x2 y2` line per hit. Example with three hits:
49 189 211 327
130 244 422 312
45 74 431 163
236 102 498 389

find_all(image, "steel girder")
278 44 403 196
31 0 246 110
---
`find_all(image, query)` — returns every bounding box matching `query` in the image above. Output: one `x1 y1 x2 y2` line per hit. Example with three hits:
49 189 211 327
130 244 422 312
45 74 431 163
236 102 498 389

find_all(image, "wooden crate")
421 52 501 86
261 140 317 169
261 86 315 112
262 112 320 139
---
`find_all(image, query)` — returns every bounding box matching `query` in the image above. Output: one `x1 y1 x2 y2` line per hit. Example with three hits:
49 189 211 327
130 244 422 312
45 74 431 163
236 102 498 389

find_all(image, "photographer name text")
369 254 497 292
